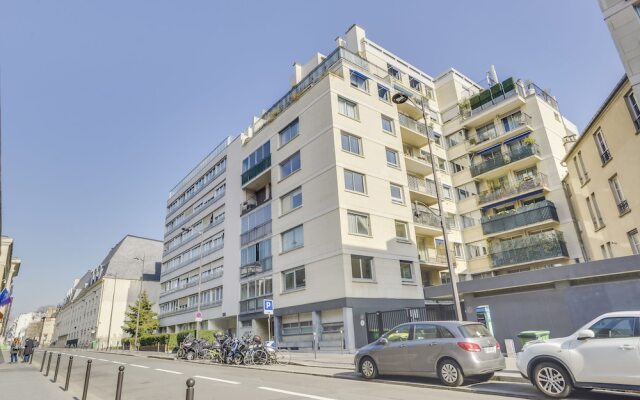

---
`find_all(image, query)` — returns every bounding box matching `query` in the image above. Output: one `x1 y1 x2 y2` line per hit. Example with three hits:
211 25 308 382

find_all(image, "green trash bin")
517 330 550 347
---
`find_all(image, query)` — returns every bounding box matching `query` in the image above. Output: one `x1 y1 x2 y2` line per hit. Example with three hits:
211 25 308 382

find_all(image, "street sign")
263 299 274 315
195 311 203 322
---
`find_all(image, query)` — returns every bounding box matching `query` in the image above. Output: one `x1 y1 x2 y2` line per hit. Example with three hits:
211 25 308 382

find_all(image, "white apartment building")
161 25 582 349
53 235 162 348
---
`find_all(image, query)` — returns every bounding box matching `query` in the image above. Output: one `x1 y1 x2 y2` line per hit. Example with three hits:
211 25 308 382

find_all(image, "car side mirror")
577 329 595 340
378 337 388 345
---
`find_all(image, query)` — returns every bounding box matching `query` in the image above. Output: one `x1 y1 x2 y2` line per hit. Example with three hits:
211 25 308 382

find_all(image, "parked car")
517 311 640 398
354 321 505 386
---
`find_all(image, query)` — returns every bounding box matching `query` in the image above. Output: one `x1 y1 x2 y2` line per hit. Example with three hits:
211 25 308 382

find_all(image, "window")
282 225 303 252
395 221 409 241
589 317 638 339
399 261 414 282
338 97 359 119
502 111 524 132
413 324 439 340
387 64 401 80
451 156 468 173
467 243 487 258
381 115 395 134
628 229 640 255
378 84 389 102
454 242 464 258
281 187 302 214
409 76 421 92
340 132 362 155
626 91 640 130
348 211 371 236
609 175 630 215
456 183 476 201
461 214 476 229
601 242 614 259
386 148 399 167
446 130 465 147
283 266 306 291
344 170 366 194
436 157 448 173
280 152 301 179
586 193 605 230
442 185 453 200
279 119 299 147
573 151 589 185
390 184 404 203
594 130 611 164
440 271 451 284
350 70 368 91
351 255 373 280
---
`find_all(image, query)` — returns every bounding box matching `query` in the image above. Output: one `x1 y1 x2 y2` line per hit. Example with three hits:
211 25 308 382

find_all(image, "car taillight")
496 342 501 350
457 342 481 352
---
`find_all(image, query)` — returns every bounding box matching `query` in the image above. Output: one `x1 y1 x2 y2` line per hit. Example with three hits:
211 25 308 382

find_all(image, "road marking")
258 387 337 400
129 364 150 369
98 359 109 362
111 361 126 364
193 375 240 385
155 368 183 375
87 357 96 360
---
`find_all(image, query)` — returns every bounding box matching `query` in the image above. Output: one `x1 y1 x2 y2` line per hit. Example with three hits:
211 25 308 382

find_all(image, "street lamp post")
133 256 146 351
392 92 463 321
106 273 118 350
182 227 205 339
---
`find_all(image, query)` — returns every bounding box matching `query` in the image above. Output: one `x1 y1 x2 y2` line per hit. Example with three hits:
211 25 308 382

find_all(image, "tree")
122 291 158 344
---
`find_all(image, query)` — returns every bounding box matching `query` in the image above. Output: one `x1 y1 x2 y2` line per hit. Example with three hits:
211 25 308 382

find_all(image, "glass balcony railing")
481 200 558 235
398 113 428 136
240 220 272 247
241 155 271 185
240 256 273 279
407 176 438 197
489 230 568 268
466 113 532 147
478 173 548 205
470 144 540 177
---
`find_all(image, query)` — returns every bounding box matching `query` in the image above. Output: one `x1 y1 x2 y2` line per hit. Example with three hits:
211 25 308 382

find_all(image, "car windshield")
459 324 492 338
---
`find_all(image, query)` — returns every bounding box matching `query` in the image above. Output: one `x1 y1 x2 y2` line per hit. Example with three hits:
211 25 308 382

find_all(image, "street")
14 349 639 400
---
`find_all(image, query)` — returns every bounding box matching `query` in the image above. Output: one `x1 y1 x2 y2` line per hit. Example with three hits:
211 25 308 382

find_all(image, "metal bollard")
45 352 53 376
115 365 125 400
64 356 73 391
29 349 34 364
185 378 195 400
40 350 48 372
52 353 61 382
82 359 92 400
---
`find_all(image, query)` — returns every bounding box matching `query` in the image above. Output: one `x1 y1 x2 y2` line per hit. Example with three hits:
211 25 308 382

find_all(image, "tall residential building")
52 235 162 348
563 75 640 260
600 0 640 101
0 236 21 340
161 25 582 349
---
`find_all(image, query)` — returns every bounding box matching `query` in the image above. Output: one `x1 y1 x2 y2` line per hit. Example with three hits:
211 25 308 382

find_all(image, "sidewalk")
0 351 71 400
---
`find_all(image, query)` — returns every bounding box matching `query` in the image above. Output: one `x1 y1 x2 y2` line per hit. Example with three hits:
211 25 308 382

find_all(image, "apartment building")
0 236 21 340
53 235 162 348
563 75 640 260
600 0 640 100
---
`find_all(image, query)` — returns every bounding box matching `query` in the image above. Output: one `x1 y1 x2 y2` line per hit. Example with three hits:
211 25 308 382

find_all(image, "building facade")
52 235 162 348
563 76 640 260
0 236 21 340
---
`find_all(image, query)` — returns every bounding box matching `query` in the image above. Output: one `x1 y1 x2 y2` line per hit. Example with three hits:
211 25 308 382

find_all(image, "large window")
390 183 404 203
609 174 629 215
282 225 304 252
351 255 373 280
348 211 371 236
241 203 271 234
338 97 359 120
628 229 640 255
350 70 369 91
399 261 414 282
281 187 303 214
381 115 395 134
573 151 589 185
344 170 366 194
280 152 301 179
340 132 362 155
588 316 638 339
409 76 422 92
387 64 401 80
279 119 299 147
283 266 306 292
386 148 399 167
594 130 612 164
395 221 409 241
626 91 640 130
242 141 271 174
240 278 272 301
378 84 390 102
586 193 605 230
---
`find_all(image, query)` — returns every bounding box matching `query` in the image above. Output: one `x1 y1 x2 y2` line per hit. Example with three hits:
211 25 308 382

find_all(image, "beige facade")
563 76 640 260
0 236 21 340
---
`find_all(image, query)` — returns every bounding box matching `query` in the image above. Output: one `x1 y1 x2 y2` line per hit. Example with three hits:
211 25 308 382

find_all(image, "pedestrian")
23 338 34 363
9 338 20 363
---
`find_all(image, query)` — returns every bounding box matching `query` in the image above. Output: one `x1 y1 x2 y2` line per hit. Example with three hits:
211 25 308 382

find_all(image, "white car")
517 311 640 398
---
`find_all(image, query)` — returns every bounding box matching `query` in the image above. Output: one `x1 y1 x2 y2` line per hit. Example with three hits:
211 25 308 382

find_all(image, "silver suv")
354 321 505 386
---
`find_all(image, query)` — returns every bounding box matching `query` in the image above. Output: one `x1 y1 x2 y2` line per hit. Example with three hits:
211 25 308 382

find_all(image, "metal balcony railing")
161 242 224 276
599 149 612 165
489 230 568 268
481 200 558 235
470 144 540 177
413 209 441 229
159 269 223 298
617 200 630 215
240 220 272 246
478 173 548 205
240 256 273 279
407 176 438 197
466 113 532 147
241 155 271 185
398 113 428 136
164 216 225 256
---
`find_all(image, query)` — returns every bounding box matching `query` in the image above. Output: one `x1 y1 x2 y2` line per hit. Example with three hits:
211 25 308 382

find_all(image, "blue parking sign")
263 299 274 315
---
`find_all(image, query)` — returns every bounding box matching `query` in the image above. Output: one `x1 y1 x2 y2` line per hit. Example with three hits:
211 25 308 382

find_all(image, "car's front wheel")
359 357 378 379
533 362 573 398
438 359 464 387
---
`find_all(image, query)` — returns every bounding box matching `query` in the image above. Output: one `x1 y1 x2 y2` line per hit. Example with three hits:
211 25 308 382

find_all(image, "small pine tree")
122 290 159 343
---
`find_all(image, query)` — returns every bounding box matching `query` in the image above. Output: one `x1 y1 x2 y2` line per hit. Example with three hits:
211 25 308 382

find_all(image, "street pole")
133 257 145 351
196 231 205 339
106 273 118 350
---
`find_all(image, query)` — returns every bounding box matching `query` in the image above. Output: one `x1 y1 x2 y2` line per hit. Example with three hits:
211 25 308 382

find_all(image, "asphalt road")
31 349 640 400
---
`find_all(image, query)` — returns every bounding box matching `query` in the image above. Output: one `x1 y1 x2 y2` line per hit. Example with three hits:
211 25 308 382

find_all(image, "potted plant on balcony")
458 98 471 117
522 136 536 146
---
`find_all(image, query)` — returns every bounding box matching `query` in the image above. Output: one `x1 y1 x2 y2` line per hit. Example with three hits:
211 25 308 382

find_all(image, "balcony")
470 143 541 178
240 220 272 247
413 208 442 236
489 230 569 269
240 196 272 217
240 257 273 279
461 78 526 127
161 242 224 276
159 269 223 298
478 173 548 206
403 145 432 176
241 155 271 187
164 216 226 257
481 200 559 236
466 113 533 152
617 200 631 216
240 295 272 315
398 113 429 148
407 175 438 205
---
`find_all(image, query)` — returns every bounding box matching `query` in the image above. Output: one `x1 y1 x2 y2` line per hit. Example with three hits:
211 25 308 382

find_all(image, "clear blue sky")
0 1 622 317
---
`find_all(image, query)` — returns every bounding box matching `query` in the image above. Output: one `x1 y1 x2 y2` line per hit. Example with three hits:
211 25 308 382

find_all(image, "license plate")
483 346 496 354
